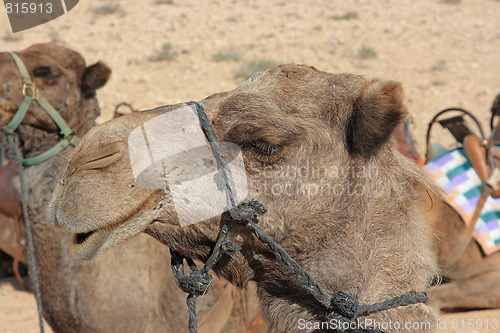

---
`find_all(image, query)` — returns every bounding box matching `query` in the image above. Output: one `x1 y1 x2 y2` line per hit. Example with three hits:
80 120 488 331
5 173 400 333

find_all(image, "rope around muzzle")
170 101 429 333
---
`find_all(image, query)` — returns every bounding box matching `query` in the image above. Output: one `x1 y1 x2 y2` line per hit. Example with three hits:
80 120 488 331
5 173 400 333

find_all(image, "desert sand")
1 0 500 332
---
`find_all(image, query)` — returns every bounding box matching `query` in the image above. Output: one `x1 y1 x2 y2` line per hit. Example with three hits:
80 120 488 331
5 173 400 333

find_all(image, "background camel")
48 64 441 332
420 189 500 312
1 43 268 333
2 0 499 330
0 43 191 333
415 100 500 312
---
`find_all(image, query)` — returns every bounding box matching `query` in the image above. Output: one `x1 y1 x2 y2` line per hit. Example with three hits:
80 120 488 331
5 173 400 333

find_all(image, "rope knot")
177 270 212 297
221 240 242 255
229 199 267 222
329 291 359 319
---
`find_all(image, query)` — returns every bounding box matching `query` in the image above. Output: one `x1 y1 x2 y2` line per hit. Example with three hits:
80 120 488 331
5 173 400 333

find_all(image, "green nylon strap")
5 51 33 133
21 133 79 165
22 135 80 166
22 138 69 166
5 94 32 134
68 135 80 146
7 52 74 137
9 52 32 84
36 94 74 137
4 52 81 165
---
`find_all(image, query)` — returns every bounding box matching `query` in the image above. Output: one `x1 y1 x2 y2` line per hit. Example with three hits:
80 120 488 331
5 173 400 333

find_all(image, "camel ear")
346 80 406 158
81 62 111 99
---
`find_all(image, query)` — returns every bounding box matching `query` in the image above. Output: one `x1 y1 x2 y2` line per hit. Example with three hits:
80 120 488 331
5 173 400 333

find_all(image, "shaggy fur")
49 64 440 332
347 80 404 157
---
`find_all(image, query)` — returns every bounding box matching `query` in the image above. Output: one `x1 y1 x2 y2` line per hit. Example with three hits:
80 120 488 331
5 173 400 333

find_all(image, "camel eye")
33 66 60 84
33 66 53 78
251 141 283 156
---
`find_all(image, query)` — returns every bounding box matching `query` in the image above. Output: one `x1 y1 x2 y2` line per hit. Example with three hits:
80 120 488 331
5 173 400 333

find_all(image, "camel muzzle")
1 52 80 166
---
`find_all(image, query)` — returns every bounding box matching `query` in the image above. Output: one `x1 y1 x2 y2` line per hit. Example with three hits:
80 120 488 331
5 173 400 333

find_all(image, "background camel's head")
0 43 111 152
47 64 415 262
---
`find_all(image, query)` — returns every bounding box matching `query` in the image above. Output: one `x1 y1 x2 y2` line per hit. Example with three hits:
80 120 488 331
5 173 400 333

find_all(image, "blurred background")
1 0 499 331
2 0 499 150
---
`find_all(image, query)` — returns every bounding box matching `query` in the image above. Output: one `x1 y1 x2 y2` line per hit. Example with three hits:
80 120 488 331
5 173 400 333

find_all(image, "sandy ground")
0 0 500 331
1 276 500 333
0 279 53 333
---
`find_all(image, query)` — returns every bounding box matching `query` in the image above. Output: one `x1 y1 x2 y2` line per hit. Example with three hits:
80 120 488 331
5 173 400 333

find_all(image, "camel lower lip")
71 225 112 247
70 226 114 259
68 213 153 260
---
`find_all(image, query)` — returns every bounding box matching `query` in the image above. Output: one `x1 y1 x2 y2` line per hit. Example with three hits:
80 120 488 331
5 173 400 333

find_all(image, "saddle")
425 102 500 259
0 153 22 219
0 148 26 287
463 135 500 196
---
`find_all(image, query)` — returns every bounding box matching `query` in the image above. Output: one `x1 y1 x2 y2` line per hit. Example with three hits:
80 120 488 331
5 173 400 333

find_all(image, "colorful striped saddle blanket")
425 147 500 255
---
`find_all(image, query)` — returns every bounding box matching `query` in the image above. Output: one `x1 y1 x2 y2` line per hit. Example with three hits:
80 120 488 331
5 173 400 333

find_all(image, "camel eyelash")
250 141 283 156
241 141 285 164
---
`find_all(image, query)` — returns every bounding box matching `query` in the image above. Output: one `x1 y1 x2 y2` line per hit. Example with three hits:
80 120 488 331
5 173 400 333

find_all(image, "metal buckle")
22 82 37 99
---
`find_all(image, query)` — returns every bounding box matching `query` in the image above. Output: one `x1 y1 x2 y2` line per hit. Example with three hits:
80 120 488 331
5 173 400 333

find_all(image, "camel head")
48 64 439 329
47 61 436 274
48 61 435 261
0 43 111 157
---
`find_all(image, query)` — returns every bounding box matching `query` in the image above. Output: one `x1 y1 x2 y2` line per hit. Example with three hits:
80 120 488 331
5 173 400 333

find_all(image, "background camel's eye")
251 141 283 156
32 66 60 84
33 66 52 78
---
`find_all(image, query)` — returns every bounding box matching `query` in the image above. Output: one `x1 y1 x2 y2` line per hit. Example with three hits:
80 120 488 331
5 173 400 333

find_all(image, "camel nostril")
71 150 123 175
0 101 17 125
1 100 16 111
0 83 14 96
69 142 125 176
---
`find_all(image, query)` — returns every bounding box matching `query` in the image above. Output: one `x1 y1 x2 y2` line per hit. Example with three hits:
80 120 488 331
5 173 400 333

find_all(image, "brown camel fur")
0 43 109 260
0 43 198 333
48 64 441 332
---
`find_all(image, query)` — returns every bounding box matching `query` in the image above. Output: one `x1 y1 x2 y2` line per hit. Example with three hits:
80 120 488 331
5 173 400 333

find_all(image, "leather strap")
0 158 21 219
463 135 500 196
0 155 27 289
13 244 26 290
448 185 491 265
463 135 491 182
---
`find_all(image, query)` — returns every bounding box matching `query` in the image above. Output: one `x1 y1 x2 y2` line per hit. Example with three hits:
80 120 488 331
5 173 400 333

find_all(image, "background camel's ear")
81 62 111 99
346 80 406 157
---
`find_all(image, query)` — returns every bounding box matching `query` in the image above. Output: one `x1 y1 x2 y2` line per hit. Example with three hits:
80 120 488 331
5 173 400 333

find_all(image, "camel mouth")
70 225 116 260
74 230 95 245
